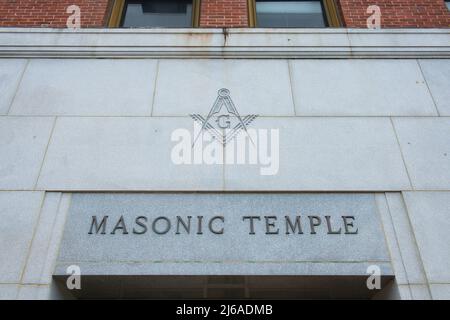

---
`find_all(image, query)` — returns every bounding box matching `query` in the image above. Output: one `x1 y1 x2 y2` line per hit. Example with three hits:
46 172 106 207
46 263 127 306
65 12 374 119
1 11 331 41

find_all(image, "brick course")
0 0 448 28
0 0 111 28
338 0 450 28
199 0 248 27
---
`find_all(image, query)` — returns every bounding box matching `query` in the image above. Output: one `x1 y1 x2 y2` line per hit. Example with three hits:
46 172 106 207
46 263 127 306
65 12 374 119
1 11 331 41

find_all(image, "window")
109 0 200 28
446 1 450 10
249 0 341 27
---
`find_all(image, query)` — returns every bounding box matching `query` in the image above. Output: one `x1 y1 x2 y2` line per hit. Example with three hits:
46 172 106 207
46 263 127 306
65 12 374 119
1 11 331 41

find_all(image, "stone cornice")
0 27 449 58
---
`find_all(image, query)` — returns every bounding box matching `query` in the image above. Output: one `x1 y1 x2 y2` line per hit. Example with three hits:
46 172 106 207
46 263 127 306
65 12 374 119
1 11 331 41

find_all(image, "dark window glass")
256 0 326 28
121 0 193 28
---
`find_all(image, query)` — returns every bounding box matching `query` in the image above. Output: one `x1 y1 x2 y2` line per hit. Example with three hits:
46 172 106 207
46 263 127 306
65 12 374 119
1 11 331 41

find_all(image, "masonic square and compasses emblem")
190 88 258 146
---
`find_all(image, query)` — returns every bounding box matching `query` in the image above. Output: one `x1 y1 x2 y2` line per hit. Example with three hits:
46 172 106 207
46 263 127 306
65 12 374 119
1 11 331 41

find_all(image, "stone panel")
0 117 54 190
393 118 450 190
0 59 26 114
290 60 436 116
0 192 43 283
10 59 157 116
153 59 294 116
403 192 450 284
55 193 392 277
224 117 411 191
37 117 222 190
419 60 450 116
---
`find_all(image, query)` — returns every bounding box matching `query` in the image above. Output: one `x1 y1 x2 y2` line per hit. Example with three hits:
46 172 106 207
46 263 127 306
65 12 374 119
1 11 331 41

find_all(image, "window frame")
109 0 201 28
248 0 342 28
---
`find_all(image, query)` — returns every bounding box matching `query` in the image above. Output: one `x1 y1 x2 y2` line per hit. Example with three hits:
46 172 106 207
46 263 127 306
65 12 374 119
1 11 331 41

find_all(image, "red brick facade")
0 0 111 27
0 0 448 28
339 0 450 28
199 0 248 27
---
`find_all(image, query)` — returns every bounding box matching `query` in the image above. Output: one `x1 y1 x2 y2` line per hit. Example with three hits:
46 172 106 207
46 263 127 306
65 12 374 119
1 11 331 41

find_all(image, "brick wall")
338 0 450 28
0 0 449 28
0 0 111 27
199 0 248 27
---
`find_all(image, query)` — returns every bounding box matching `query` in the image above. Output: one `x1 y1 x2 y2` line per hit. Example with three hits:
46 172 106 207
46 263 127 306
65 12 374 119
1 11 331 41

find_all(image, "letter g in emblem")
216 115 231 129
